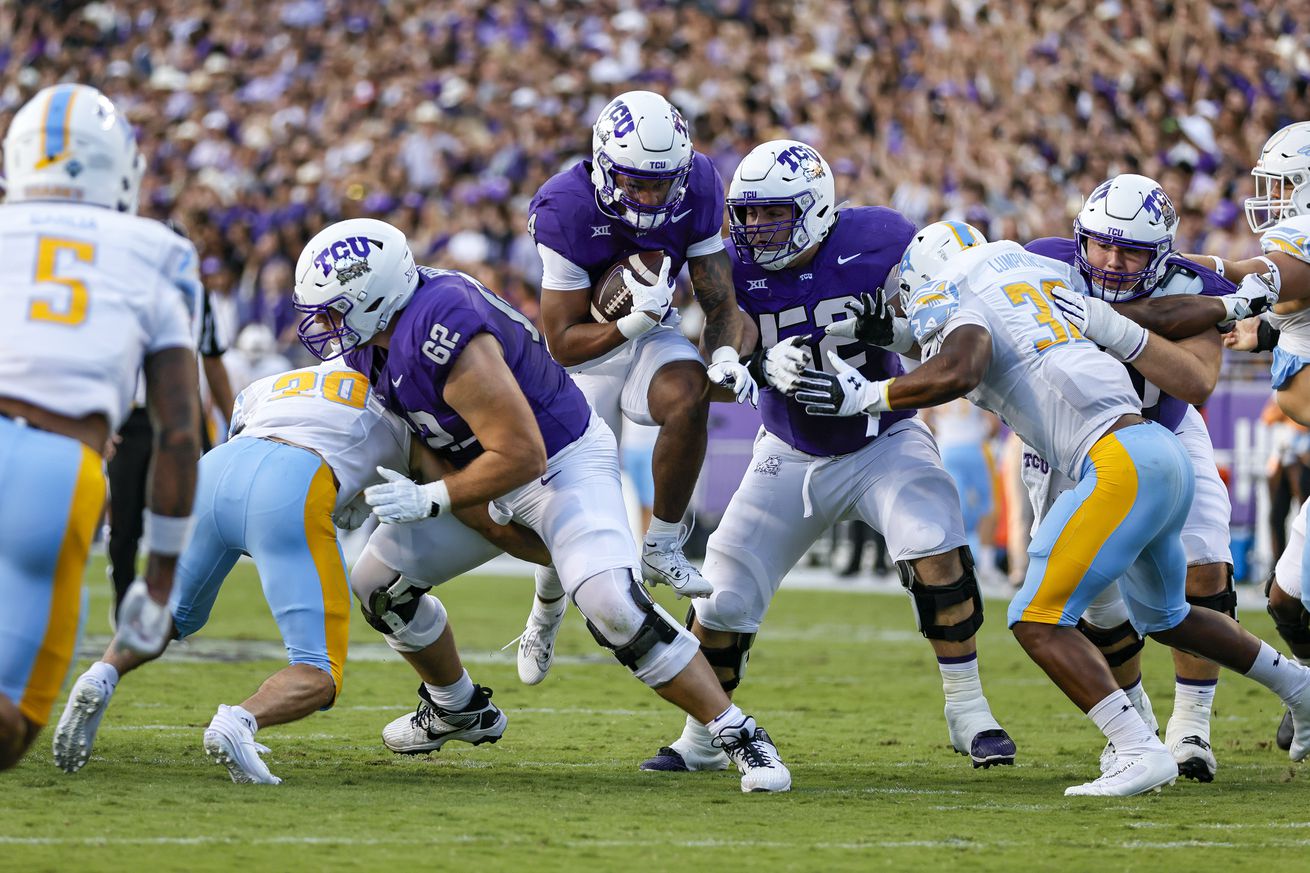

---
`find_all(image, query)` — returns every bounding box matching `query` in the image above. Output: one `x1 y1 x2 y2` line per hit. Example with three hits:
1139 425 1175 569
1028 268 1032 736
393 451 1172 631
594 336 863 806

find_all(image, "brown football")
591 250 667 323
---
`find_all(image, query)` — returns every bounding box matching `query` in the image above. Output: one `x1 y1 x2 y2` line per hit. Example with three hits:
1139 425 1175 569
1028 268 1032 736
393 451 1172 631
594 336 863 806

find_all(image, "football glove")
761 336 813 394
824 290 915 352
616 255 675 339
793 350 894 416
707 345 759 407
1219 268 1279 326
1049 283 1147 361
116 579 172 656
365 466 451 523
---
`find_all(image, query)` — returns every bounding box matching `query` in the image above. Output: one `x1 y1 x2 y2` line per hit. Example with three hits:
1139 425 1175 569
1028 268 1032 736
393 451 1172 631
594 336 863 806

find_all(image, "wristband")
1255 255 1283 294
145 512 194 556
864 378 895 414
616 310 658 340
1255 317 1281 353
710 345 738 365
1210 256 1226 278
424 480 452 517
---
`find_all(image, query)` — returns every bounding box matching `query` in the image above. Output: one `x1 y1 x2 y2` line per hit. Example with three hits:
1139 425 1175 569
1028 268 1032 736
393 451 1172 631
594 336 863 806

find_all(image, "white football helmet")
590 90 693 231
3 84 144 213
727 139 836 270
903 279 964 347
293 218 419 360
1073 173 1177 302
893 220 987 312
1246 121 1310 233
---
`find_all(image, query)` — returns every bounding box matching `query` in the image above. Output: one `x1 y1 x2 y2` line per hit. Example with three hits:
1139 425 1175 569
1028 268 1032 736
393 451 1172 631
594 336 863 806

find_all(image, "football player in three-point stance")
805 220 1310 796
517 91 756 683
294 218 791 792
636 141 1015 774
0 84 200 770
1022 174 1236 783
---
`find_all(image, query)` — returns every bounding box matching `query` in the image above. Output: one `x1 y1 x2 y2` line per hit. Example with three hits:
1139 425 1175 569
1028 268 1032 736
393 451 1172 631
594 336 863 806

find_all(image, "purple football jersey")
346 267 591 468
730 206 918 456
528 152 724 284
1025 236 1233 431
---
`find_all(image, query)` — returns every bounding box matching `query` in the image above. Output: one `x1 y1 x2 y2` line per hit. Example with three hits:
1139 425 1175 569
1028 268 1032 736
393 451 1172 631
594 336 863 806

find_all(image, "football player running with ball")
639 141 1015 775
294 218 791 792
516 91 754 682
813 221 1310 796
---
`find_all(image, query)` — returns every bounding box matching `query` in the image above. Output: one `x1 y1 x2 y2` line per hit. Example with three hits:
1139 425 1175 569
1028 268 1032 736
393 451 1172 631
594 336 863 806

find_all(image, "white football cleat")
203 704 281 785
945 698 1016 769
642 526 712 598
639 738 731 772
1165 717 1217 783
382 684 507 754
514 601 567 686
1065 746 1177 797
1101 687 1159 774
1285 670 1310 762
712 717 791 793
52 670 115 773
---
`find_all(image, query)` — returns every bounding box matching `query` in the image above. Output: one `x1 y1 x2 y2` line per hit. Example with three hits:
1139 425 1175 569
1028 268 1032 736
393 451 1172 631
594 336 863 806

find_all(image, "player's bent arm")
1113 295 1227 340
1128 329 1222 405
540 286 629 366
410 438 552 565
885 325 992 410
143 345 203 600
439 333 549 508
690 249 744 354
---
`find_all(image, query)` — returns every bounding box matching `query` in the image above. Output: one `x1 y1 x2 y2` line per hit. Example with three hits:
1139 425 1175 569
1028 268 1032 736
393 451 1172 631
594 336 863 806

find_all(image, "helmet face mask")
727 140 835 271
590 91 693 231
1245 122 1310 233
293 219 419 361
3 84 144 213
1073 174 1177 303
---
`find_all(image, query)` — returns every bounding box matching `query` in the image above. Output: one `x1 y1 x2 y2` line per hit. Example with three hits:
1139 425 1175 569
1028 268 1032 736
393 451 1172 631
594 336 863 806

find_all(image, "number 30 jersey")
346 267 591 468
229 361 411 514
928 241 1140 480
0 202 197 430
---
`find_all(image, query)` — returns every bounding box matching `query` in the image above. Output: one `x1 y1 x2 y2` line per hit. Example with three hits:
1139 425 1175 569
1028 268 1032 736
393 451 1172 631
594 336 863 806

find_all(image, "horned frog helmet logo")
799 155 826 182
334 256 371 285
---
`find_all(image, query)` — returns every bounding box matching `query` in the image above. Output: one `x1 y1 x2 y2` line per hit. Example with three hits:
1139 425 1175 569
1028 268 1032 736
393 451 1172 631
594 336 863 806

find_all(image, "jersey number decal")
269 369 369 408
30 236 95 326
422 323 461 365
1001 280 1084 352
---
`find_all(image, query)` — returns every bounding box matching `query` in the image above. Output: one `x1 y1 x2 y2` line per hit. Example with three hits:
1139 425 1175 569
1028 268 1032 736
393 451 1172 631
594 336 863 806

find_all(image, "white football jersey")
928 241 1140 480
0 202 197 430
1262 215 1310 356
230 362 411 514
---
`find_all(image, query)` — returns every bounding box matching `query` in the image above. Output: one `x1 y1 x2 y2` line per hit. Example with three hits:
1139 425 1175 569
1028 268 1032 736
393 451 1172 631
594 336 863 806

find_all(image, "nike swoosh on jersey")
391 375 404 387
540 470 561 486
837 254 860 264
671 209 692 223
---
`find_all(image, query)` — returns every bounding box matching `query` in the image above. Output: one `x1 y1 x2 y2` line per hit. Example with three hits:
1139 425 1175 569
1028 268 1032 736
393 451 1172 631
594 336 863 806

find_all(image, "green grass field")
3 559 1308 872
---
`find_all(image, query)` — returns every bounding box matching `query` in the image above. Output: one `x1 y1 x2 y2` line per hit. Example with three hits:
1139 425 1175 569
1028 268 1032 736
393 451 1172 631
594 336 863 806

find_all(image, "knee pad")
685 604 755 692
897 547 984 642
381 593 447 654
1266 571 1310 647
692 587 757 633
1186 566 1237 619
1082 588 1131 629
573 568 699 688
1076 619 1145 667
359 574 448 653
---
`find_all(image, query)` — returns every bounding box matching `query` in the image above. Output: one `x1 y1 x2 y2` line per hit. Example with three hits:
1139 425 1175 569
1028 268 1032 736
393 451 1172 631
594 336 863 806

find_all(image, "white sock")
1088 689 1158 754
1172 678 1217 730
646 516 682 547
534 565 565 602
939 654 984 707
88 661 119 691
229 704 259 735
1245 642 1309 701
676 714 715 750
532 592 568 623
425 669 475 711
707 703 751 739
1120 676 1156 733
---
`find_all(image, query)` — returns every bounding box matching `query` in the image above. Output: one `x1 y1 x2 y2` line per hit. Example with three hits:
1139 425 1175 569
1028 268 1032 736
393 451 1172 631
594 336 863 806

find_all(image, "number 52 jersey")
0 202 196 430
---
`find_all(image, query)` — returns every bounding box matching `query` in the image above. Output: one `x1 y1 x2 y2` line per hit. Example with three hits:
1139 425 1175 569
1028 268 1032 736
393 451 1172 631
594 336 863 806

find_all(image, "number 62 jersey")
925 241 1141 481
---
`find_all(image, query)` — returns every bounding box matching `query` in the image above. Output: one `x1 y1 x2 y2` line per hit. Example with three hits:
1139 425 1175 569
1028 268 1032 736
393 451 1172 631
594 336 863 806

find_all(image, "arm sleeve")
537 244 592 291
687 231 726 258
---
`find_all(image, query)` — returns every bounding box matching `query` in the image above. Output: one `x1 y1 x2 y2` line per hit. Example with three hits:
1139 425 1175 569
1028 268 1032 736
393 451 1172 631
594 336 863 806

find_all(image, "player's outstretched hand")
707 346 759 407
1049 284 1147 362
794 351 892 416
762 336 812 394
366 467 445 524
1219 270 1279 326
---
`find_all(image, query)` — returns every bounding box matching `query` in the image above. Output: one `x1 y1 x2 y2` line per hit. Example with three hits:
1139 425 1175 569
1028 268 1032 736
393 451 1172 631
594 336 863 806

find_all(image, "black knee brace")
585 580 680 671
1187 566 1237 619
896 547 984 643
1265 570 1310 648
361 576 429 635
1077 619 1145 667
682 606 755 691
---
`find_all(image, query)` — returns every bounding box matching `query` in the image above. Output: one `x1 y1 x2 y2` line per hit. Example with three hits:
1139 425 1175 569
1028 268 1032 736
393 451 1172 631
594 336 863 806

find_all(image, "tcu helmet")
590 91 693 231
293 218 419 360
1073 174 1178 302
3 84 145 213
1246 122 1310 233
727 139 836 270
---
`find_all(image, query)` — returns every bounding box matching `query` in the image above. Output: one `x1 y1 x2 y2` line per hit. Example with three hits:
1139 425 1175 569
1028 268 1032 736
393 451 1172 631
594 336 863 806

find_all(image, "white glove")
1049 283 1147 361
365 466 451 524
764 336 813 394
116 578 173 656
616 255 675 339
1219 269 1279 326
332 494 372 530
793 350 893 416
706 346 759 407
